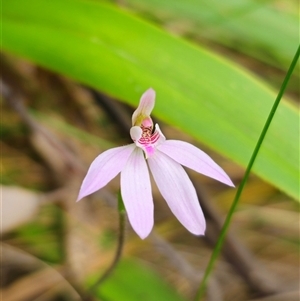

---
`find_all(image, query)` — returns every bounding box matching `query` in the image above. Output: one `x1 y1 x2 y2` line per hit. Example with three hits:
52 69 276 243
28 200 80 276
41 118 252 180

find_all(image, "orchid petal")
130 126 143 141
152 124 166 146
158 140 234 187
132 88 155 126
148 151 205 235
121 148 153 239
77 144 135 201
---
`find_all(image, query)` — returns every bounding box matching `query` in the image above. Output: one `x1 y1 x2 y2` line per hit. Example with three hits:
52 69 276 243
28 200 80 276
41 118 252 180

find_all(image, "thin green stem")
194 45 300 301
88 191 126 297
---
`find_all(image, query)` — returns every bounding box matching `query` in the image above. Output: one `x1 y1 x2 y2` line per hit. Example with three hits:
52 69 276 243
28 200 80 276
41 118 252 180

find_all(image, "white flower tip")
141 87 155 97
129 216 153 239
139 88 155 111
222 176 235 187
211 173 235 188
130 126 143 141
187 223 206 236
128 214 153 239
76 191 86 202
228 181 235 188
194 229 206 236
138 233 149 240
135 227 152 239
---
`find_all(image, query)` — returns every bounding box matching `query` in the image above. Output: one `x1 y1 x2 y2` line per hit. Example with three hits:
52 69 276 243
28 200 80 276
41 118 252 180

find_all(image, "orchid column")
77 88 234 239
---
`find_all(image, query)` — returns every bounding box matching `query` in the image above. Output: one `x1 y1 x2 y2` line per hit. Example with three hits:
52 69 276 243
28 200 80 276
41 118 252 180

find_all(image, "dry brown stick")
193 182 281 297
1 79 84 175
89 89 132 137
1 243 87 301
247 291 300 301
1 79 100 301
150 232 223 301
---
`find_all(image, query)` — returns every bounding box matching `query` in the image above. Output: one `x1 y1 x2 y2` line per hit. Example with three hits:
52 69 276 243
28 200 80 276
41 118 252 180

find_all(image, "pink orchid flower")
77 88 234 239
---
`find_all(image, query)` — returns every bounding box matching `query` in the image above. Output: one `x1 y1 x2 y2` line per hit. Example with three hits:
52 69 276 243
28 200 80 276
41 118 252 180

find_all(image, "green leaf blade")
2 0 299 199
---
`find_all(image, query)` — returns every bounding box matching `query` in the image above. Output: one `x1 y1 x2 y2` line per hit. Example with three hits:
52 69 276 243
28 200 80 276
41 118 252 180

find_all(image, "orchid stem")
194 45 300 301
88 191 126 296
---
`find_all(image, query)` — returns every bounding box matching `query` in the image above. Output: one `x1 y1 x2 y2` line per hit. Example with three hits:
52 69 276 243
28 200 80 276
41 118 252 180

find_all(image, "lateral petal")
158 140 234 187
77 144 135 201
121 148 154 239
148 151 206 235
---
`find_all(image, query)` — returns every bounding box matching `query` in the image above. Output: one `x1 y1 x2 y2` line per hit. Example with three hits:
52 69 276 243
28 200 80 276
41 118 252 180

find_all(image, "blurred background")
1 0 299 301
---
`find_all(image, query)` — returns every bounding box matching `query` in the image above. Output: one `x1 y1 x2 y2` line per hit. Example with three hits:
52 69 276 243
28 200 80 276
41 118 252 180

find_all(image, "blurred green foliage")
9 205 64 263
123 0 299 70
91 259 188 301
2 0 299 199
1 1 299 300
